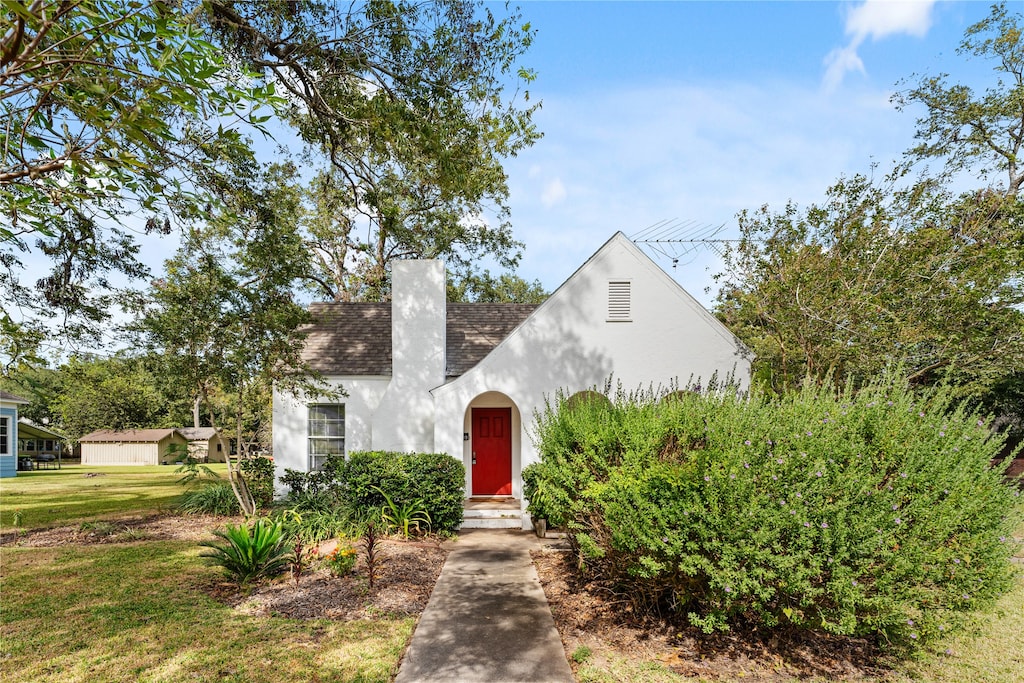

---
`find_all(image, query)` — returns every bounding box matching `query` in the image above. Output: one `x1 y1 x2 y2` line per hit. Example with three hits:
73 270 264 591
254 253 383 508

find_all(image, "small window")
607 280 632 322
25 439 35 452
216 443 223 452
308 404 345 471
44 439 54 452
0 418 8 455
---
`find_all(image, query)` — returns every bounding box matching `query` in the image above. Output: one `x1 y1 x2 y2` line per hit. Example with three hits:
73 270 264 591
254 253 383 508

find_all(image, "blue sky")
492 0 999 304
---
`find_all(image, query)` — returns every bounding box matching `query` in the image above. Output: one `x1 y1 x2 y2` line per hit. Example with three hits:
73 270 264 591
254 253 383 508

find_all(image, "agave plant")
199 518 294 586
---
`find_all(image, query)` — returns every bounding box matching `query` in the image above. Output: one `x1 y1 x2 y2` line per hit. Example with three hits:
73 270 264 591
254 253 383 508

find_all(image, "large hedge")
531 375 1022 649
327 451 466 534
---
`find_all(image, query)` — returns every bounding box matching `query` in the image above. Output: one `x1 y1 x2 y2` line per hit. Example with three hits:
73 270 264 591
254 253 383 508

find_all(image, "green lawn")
0 541 412 683
0 464 228 529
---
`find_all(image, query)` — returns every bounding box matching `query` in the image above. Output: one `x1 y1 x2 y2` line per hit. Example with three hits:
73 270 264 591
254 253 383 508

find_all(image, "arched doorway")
464 392 522 498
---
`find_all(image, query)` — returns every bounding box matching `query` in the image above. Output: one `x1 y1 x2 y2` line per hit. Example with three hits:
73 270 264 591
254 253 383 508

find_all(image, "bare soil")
0 513 231 546
532 545 891 681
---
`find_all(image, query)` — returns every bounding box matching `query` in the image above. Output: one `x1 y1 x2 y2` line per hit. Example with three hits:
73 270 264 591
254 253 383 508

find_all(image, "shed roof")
1 390 29 404
79 429 181 443
17 419 65 440
302 302 538 377
177 427 219 441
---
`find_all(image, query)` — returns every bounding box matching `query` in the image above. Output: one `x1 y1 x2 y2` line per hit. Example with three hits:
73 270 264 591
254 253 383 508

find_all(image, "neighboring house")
80 429 187 466
18 419 66 468
178 427 224 463
273 232 752 527
1 390 29 478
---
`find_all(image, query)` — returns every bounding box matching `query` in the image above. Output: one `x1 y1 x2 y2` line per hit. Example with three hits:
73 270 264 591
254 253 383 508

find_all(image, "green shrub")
199 518 293 586
533 375 1023 650
240 456 275 510
333 451 464 534
180 481 241 516
279 466 341 499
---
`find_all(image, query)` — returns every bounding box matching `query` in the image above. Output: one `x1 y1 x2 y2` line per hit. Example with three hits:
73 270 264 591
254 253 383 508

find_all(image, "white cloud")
823 0 936 91
540 177 567 207
845 0 934 41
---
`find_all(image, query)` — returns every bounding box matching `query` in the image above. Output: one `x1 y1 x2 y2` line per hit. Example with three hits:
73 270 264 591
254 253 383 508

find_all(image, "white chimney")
373 260 446 452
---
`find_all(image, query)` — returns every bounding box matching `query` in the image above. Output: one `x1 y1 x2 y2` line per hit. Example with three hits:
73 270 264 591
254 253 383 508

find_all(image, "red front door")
472 408 512 496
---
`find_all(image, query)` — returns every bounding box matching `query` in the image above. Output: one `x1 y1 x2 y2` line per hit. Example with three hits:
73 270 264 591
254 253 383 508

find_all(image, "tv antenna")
629 219 739 269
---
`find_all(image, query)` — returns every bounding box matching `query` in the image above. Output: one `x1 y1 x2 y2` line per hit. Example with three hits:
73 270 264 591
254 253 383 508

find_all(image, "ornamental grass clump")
532 374 1022 650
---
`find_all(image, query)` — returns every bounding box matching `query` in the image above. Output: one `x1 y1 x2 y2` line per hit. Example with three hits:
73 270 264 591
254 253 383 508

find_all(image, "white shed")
80 429 187 466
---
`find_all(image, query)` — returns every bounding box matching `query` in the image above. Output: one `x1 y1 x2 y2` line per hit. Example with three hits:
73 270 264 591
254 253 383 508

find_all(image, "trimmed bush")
532 375 1022 650
330 451 465 534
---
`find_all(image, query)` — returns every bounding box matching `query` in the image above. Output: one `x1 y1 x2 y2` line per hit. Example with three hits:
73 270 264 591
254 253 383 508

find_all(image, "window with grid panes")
308 404 344 471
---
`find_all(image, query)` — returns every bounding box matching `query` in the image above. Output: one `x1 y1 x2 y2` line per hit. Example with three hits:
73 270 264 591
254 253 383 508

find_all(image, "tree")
1 0 275 367
48 355 176 443
138 163 333 515
205 0 541 301
894 2 1024 196
715 173 1024 398
447 270 548 303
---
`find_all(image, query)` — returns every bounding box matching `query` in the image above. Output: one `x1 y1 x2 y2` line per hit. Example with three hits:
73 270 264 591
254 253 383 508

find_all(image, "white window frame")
0 417 9 456
307 404 345 471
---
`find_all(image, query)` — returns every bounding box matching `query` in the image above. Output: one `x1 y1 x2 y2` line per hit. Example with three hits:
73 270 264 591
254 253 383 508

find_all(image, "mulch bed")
2 513 448 623
532 546 891 681
204 540 447 621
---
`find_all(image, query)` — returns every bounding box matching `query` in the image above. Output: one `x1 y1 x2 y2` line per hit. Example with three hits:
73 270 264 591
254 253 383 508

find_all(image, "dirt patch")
0 513 236 546
204 540 447 621
532 546 890 681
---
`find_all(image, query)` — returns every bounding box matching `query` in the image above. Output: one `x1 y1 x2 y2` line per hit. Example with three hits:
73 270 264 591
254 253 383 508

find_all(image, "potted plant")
522 463 553 538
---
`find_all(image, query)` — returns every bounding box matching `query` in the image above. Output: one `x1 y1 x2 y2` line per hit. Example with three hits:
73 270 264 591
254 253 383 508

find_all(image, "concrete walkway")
394 529 575 683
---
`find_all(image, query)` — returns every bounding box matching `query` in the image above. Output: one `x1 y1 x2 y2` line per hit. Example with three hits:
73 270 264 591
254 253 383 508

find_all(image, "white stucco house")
272 232 751 527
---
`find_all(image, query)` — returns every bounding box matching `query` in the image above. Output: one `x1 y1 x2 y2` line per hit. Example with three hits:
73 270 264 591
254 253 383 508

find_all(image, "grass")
0 541 413 682
0 464 229 529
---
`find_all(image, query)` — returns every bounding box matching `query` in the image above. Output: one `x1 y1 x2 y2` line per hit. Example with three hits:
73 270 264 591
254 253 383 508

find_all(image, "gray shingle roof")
301 302 538 377
177 427 218 441
445 303 538 376
79 429 180 443
0 390 29 403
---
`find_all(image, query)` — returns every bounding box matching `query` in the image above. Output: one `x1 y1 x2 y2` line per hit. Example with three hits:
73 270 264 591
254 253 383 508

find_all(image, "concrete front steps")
461 497 523 529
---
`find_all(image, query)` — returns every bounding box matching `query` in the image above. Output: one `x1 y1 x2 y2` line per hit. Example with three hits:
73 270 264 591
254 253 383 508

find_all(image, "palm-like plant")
199 518 294 586
374 487 431 538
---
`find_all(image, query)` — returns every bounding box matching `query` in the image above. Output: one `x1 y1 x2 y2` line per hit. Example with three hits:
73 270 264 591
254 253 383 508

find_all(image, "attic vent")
607 280 632 322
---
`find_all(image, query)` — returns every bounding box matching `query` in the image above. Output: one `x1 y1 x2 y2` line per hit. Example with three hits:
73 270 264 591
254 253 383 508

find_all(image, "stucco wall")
433 233 751 492
272 377 390 496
